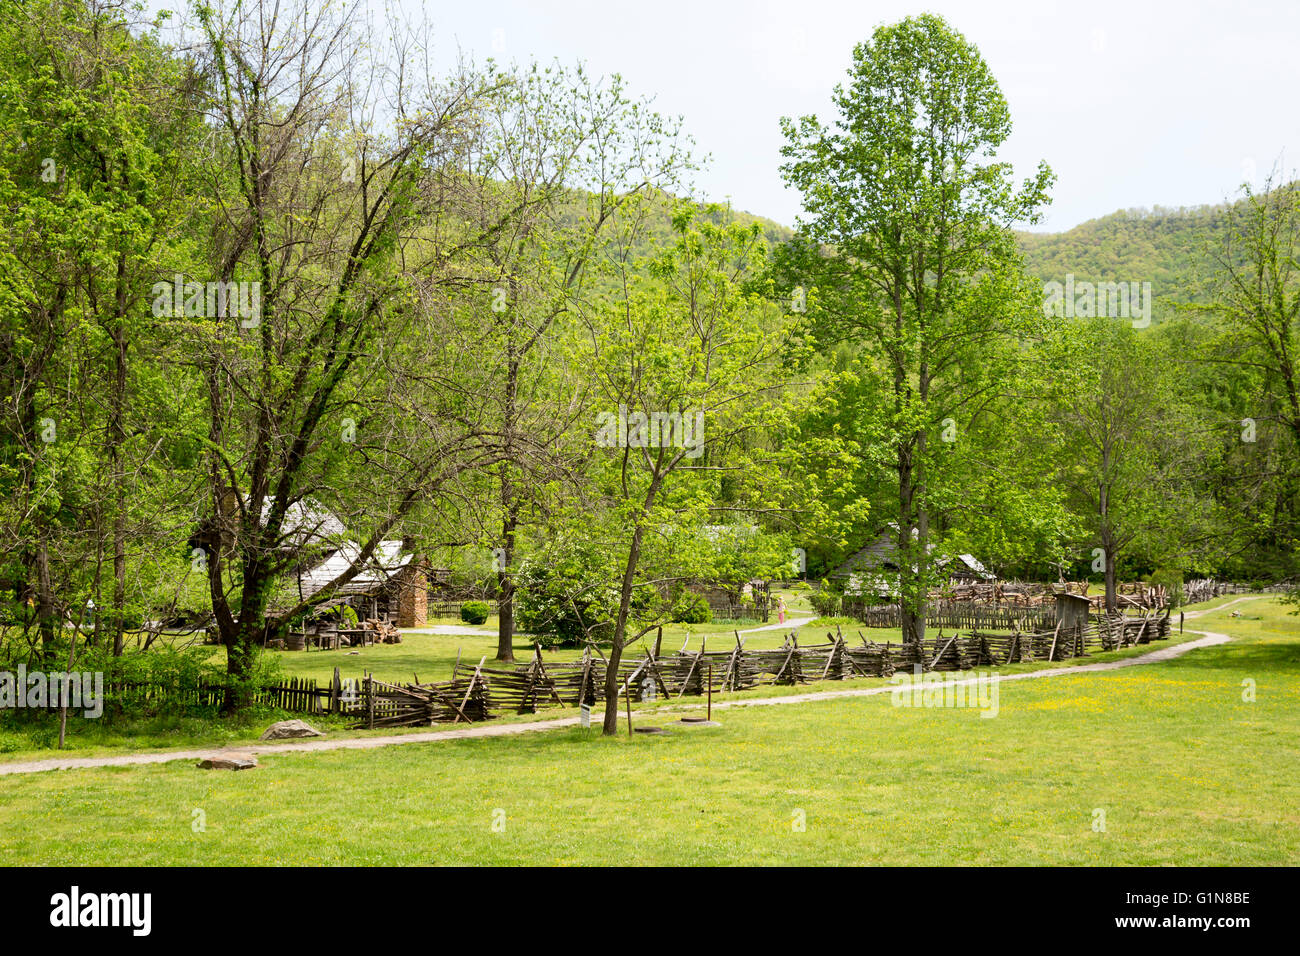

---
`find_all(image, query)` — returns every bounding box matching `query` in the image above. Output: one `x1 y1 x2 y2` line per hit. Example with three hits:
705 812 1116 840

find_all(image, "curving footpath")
0 596 1266 777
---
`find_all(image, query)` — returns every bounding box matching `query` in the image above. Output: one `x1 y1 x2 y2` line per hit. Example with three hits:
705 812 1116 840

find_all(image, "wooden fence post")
366 673 374 729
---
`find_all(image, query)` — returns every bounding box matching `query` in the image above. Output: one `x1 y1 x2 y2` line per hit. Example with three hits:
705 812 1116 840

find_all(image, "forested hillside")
1016 203 1237 319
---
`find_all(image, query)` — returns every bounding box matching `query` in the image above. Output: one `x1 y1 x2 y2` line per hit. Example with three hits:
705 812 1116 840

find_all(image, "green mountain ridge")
746 196 1255 322
1014 204 1241 314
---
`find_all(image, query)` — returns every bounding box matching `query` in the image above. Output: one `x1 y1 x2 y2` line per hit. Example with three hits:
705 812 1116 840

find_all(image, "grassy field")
2 596 1295 865
0 591 1236 762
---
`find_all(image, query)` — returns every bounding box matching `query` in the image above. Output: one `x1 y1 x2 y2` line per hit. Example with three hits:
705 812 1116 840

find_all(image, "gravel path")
739 617 814 633
402 624 495 636
0 596 1265 777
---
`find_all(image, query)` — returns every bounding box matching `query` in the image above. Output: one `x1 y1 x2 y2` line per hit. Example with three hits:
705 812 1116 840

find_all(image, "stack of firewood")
363 618 403 644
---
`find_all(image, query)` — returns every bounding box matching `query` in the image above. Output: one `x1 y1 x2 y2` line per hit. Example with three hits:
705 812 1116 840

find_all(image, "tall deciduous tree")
450 64 691 662
579 204 799 735
1200 171 1300 566
779 13 1052 641
1051 317 1218 609
190 0 509 705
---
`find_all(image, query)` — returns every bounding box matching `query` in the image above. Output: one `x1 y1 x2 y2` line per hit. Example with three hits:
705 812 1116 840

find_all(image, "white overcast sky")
160 0 1300 232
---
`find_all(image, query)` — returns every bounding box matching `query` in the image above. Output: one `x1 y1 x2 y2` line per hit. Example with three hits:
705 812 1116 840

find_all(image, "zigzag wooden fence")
845 601 1056 632
1181 579 1250 604
35 607 1172 726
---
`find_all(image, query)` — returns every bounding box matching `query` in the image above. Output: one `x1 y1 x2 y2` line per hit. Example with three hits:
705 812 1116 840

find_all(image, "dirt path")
739 617 813 633
0 596 1266 777
1180 594 1263 619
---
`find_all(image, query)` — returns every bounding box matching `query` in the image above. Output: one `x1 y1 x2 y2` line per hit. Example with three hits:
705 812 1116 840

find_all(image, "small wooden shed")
1055 592 1092 631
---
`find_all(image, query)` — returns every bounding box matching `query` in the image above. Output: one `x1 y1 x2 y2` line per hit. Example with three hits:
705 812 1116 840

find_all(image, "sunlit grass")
2 595 1294 865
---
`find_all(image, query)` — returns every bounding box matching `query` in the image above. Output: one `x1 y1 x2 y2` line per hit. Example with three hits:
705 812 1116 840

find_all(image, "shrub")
460 601 490 625
808 587 841 618
672 593 712 624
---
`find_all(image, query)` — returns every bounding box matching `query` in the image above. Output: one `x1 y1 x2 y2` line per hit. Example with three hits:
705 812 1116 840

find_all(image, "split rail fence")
32 609 1174 728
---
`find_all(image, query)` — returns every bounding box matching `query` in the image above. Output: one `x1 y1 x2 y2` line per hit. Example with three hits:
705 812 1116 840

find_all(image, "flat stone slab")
632 726 670 735
260 719 325 741
197 752 258 770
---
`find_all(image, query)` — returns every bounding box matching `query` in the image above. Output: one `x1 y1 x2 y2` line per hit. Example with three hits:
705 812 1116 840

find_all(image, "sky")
160 0 1300 233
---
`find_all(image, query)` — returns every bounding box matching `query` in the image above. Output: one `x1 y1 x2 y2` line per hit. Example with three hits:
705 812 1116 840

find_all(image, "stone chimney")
395 565 427 628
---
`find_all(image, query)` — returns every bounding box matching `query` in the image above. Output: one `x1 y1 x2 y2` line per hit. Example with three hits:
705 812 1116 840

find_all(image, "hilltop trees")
779 13 1054 641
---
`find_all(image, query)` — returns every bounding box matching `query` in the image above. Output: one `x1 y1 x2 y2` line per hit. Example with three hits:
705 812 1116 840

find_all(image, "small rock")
198 752 258 770
260 719 325 740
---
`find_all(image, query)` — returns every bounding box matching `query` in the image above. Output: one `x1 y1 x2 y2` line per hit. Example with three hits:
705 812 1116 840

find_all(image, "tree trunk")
898 440 925 645
496 351 520 662
602 520 646 736
1099 477 1117 613
914 425 929 644
495 427 519 662
495 503 518 662
108 284 128 656
1102 532 1118 613
34 538 57 659
223 623 259 713
602 477 661 736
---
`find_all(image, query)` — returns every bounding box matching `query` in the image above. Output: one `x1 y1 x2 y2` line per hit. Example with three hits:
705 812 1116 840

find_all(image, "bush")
808 587 841 618
672 593 712 624
460 601 490 625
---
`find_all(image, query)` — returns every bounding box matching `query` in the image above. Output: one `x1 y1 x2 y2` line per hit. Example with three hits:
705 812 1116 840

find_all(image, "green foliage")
808 588 842 618
0 638 283 725
460 601 490 626
807 616 857 628
671 593 712 624
515 533 620 647
779 14 1061 631
1148 568 1185 608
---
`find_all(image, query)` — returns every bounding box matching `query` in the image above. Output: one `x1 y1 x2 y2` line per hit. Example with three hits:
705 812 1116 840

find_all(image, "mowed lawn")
2 598 1296 865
